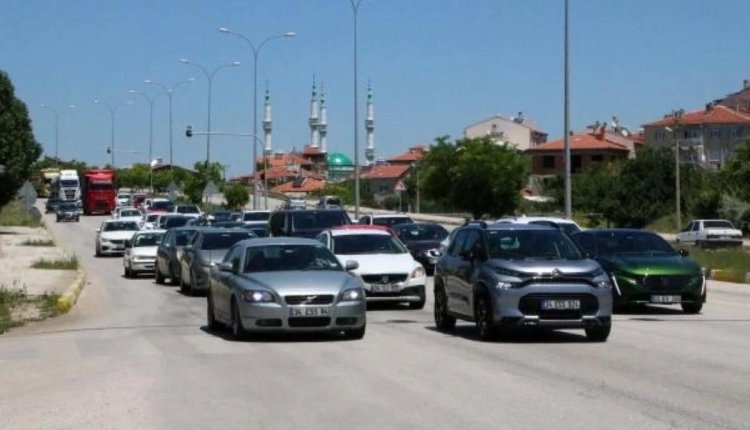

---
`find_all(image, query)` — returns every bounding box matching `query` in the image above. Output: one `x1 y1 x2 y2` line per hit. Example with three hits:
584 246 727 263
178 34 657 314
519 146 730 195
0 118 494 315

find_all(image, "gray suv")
434 223 613 341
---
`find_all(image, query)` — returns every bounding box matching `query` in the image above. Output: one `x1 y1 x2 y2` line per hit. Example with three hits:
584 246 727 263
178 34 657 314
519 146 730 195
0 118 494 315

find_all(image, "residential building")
526 128 640 176
714 79 750 114
464 113 547 151
272 177 326 195
387 145 428 166
642 104 750 168
360 164 410 204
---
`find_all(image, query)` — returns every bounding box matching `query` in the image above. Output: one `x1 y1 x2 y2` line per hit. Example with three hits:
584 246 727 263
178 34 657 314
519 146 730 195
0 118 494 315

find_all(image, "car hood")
237 270 358 295
403 240 443 253
488 258 601 276
100 231 137 241
335 253 418 275
196 249 231 264
130 246 158 258
599 253 701 276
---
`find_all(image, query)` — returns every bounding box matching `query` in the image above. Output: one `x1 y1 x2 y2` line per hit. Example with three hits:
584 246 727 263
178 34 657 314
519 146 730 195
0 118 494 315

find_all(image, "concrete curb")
56 269 86 313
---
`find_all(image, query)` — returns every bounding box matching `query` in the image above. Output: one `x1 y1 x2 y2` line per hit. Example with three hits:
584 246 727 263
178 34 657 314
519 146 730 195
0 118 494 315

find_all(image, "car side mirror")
96 228 101 233
345 260 359 271
217 262 233 272
678 249 689 257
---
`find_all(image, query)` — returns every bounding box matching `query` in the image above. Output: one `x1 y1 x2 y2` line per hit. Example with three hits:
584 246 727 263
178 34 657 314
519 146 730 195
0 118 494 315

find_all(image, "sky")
2 0 749 177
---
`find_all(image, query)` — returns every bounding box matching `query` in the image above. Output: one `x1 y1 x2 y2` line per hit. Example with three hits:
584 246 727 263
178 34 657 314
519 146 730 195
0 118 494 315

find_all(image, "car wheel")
189 269 199 296
179 269 189 293
170 264 180 286
206 294 220 331
344 323 366 340
681 301 703 314
231 299 248 340
695 240 703 248
95 245 102 257
585 323 611 342
124 266 130 278
474 292 496 341
434 285 456 332
155 268 165 285
56 217 60 222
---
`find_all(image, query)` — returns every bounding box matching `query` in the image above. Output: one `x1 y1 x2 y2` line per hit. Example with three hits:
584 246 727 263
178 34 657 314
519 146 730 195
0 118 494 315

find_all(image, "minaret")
365 83 375 162
263 85 272 155
319 84 328 154
309 77 320 149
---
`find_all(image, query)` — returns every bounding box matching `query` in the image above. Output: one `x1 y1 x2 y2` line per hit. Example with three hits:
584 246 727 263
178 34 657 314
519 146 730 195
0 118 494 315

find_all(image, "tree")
182 162 224 204
0 70 43 206
224 184 249 209
420 136 528 219
720 140 750 202
572 162 621 225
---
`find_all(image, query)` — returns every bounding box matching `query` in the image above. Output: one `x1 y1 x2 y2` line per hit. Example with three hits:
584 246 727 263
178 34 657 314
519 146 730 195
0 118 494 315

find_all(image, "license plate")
541 299 580 310
651 295 681 304
289 306 330 317
370 284 400 293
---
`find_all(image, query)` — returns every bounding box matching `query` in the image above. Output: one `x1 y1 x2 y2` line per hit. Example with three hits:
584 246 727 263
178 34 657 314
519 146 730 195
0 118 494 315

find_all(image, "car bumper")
494 284 613 328
612 275 705 305
127 259 156 272
238 300 366 333
99 243 126 254
364 285 425 303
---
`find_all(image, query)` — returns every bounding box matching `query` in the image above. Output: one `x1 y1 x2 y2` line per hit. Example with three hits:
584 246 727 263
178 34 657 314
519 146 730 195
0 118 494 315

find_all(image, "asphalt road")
1 213 749 430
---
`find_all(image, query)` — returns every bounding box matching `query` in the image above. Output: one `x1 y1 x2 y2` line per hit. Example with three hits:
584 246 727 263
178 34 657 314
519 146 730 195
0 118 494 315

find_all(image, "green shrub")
30 256 78 270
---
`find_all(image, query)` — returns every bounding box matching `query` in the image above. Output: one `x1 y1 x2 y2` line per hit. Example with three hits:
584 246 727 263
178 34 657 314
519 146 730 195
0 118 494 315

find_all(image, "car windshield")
244 244 342 272
243 212 270 221
211 211 232 222
175 230 195 246
593 231 676 256
145 214 159 222
120 210 141 217
333 234 408 255
292 211 349 230
486 229 583 260
151 201 174 211
60 179 78 187
117 194 130 199
396 224 448 241
58 203 77 210
134 232 164 247
164 217 190 228
703 220 735 229
373 216 414 227
201 231 255 250
176 205 200 214
103 221 139 232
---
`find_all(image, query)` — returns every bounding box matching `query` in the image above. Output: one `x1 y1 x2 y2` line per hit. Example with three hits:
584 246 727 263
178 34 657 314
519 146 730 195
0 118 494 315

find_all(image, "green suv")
573 229 706 313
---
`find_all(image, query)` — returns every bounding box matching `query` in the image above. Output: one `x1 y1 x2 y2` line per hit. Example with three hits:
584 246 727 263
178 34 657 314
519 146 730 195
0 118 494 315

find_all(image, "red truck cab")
81 169 116 215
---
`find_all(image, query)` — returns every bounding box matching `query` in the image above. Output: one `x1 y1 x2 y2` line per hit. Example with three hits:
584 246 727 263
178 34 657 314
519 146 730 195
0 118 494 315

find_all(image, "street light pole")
40 104 75 165
667 109 684 231
563 0 572 219
180 59 240 166
144 78 194 170
349 0 364 219
93 100 131 170
128 90 162 195
219 27 295 210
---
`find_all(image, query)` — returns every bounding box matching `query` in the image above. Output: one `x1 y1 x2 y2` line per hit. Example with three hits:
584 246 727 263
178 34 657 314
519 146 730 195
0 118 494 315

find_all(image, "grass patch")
30 256 78 270
677 246 750 282
0 201 42 227
647 213 681 234
19 238 55 247
0 282 61 333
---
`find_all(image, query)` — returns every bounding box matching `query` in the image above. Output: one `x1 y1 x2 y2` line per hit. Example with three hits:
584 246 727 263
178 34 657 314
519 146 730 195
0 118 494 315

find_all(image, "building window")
710 129 721 139
542 156 555 169
654 129 665 140
591 154 604 163
683 129 699 139
379 184 388 193
730 128 743 138
572 155 582 173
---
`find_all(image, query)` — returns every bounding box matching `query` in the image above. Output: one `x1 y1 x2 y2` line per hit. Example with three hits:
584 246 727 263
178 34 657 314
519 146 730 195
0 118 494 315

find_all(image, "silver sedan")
207 237 366 340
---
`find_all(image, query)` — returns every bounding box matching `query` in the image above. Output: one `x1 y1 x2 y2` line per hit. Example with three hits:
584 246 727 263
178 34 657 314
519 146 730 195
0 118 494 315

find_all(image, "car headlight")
495 281 519 290
340 288 363 301
241 290 275 303
411 266 426 279
592 270 613 289
426 248 442 258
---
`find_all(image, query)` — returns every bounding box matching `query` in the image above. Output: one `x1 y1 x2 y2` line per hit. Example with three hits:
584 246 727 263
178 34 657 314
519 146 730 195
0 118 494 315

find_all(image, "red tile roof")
387 145 428 163
360 164 410 180
271 177 326 193
256 153 312 168
643 105 750 127
527 132 632 152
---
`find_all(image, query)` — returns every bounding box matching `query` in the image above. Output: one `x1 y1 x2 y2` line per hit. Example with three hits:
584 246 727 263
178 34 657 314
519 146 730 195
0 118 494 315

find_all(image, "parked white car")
358 213 414 228
316 227 427 308
96 219 140 256
496 215 582 236
142 213 160 230
123 229 166 277
241 210 271 226
676 219 743 248
172 204 202 218
116 193 132 207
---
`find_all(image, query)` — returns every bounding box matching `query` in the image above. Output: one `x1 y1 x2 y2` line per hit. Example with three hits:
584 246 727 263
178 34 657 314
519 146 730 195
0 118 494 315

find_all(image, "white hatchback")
316 227 427 309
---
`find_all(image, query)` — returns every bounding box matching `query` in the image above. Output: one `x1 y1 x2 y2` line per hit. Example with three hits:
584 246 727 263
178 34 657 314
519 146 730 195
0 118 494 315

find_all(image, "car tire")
155 268 165 285
207 294 220 331
124 266 130 278
434 285 456 332
179 269 188 293
189 268 199 296
231 299 248 340
695 240 703 248
585 323 611 342
409 289 426 310
345 324 366 340
681 301 703 314
170 264 180 286
95 245 102 257
474 291 496 341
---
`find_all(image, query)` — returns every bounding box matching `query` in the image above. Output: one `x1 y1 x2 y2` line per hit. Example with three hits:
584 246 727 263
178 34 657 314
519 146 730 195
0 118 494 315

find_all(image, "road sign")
394 180 407 193
166 181 180 193
17 181 37 210
202 180 219 197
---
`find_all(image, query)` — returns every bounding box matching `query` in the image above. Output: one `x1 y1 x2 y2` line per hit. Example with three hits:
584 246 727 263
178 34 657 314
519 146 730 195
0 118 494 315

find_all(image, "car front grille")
361 273 408 284
640 275 696 292
288 317 330 327
284 295 334 305
108 239 126 245
518 293 599 320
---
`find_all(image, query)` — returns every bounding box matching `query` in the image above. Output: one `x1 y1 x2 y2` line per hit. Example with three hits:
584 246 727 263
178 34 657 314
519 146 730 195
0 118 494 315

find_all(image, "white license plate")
370 284 400 293
651 295 681 304
289 306 330 317
541 299 581 310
